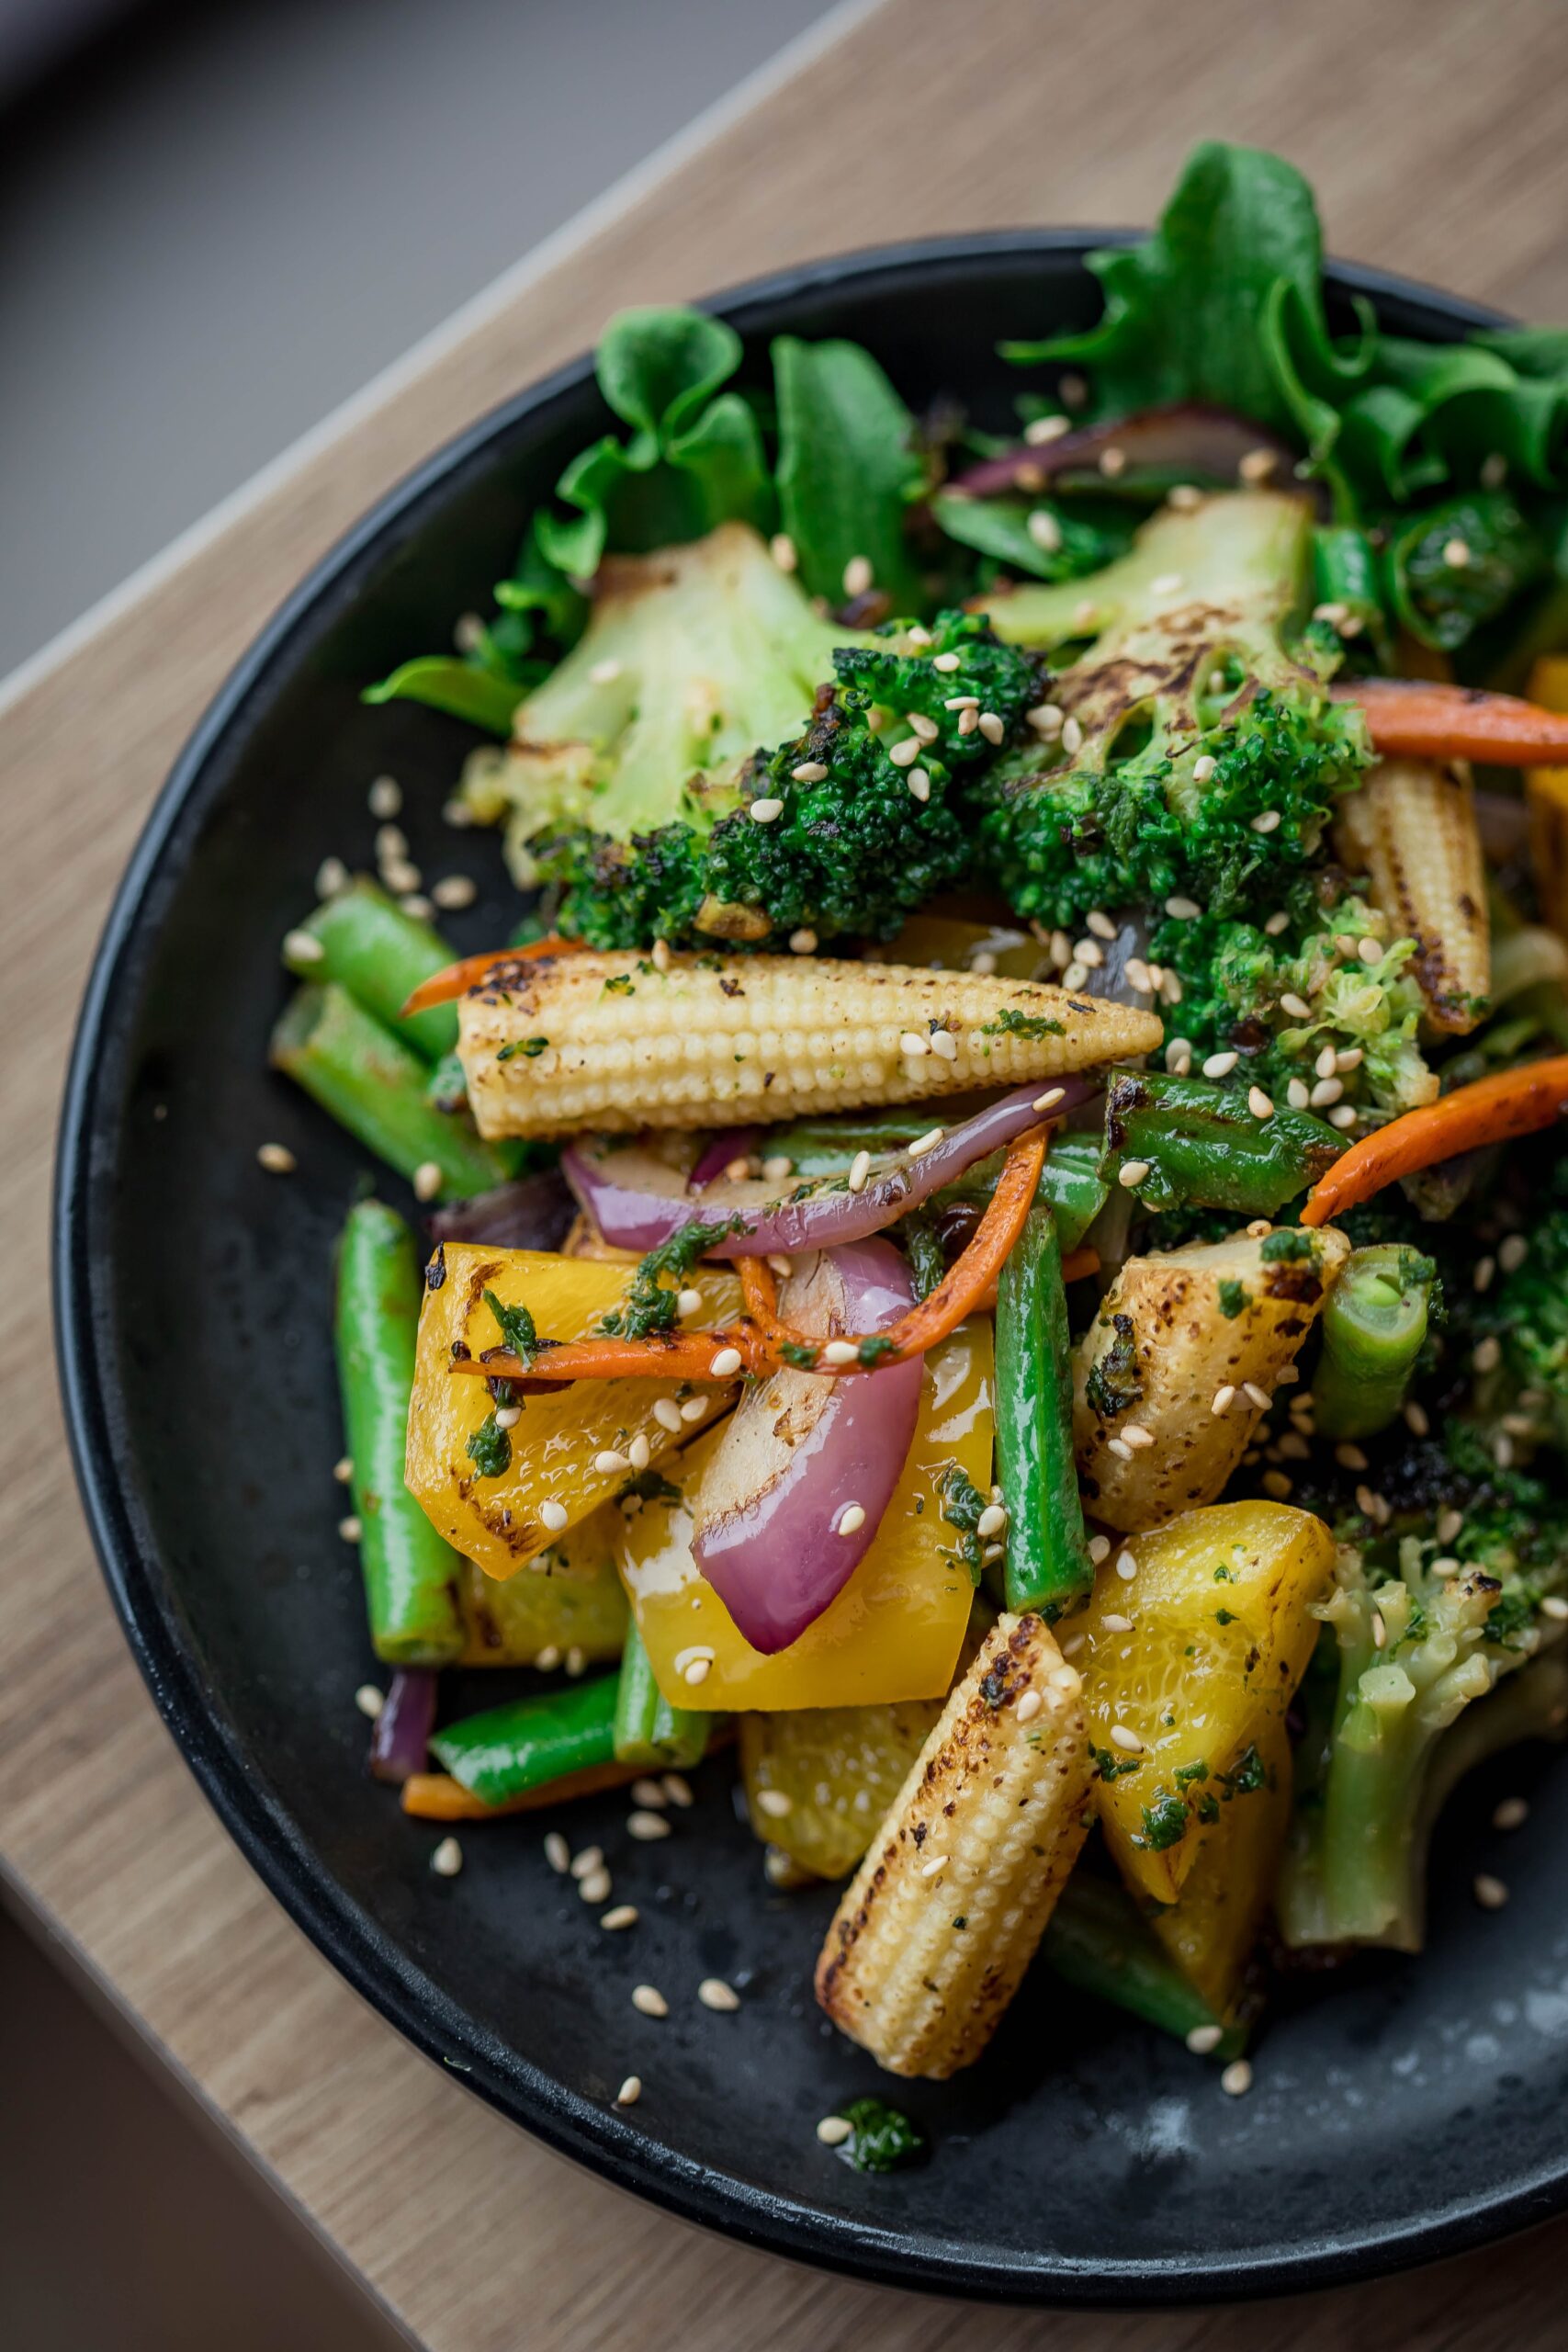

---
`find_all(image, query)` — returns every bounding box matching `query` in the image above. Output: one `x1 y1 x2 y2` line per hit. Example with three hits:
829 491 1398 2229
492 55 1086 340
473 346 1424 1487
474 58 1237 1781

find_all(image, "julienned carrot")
400 1758 643 1819
1336 679 1568 766
1300 1055 1568 1227
735 1129 1048 1371
400 935 578 1017
453 1127 1049 1386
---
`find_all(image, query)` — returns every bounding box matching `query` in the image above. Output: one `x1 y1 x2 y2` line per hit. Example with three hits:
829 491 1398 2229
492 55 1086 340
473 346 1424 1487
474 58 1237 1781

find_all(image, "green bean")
271 982 511 1197
1311 525 1390 661
1101 1070 1341 1216
285 877 457 1061
997 1202 1092 1615
613 1620 710 1770
1043 1876 1246 2060
335 1201 464 1665
1312 1244 1435 1441
432 1676 620 1807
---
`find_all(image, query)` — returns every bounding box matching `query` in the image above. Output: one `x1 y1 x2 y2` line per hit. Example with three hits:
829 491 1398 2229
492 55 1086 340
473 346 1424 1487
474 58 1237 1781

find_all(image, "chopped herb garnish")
1217 1278 1250 1319
496 1035 550 1060
599 1216 746 1339
1136 1790 1190 1850
603 974 635 995
938 1463 987 1586
484 1289 550 1369
466 1412 512 1478
1085 1312 1144 1418
1090 1743 1143 1781
980 1006 1066 1040
834 2098 927 2174
857 1333 897 1367
1260 1229 1316 1263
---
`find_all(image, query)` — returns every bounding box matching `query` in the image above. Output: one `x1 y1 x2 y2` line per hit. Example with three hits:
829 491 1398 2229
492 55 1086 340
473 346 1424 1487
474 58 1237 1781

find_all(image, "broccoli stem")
1312 1244 1434 1440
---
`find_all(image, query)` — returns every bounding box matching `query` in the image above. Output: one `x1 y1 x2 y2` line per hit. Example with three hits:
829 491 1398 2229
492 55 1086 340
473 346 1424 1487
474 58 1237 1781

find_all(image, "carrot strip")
400 935 577 1017
1336 679 1568 767
401 1760 643 1820
1300 1055 1568 1227
452 1128 1049 1385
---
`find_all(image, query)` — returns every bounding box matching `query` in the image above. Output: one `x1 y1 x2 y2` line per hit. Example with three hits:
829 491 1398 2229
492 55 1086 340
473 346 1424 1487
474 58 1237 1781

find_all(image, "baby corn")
1074 1225 1350 1531
458 949 1161 1137
815 1612 1093 2079
1337 757 1489 1033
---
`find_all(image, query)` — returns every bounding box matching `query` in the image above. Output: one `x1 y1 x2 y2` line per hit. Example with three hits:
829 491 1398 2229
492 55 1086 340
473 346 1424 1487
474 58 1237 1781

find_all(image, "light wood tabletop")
5 0 1568 2342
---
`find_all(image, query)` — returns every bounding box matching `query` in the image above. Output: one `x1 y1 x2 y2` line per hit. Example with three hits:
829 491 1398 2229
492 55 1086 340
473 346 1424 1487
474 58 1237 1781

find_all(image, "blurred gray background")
0 0 837 678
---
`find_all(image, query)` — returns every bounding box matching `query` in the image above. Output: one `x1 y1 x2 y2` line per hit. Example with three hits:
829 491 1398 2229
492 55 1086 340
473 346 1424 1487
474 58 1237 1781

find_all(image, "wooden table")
5 0 1567 2341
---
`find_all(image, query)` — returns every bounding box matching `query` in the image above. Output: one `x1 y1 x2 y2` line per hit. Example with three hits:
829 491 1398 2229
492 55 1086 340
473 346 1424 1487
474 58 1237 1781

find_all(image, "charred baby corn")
815 1611 1093 2078
458 949 1161 1137
1074 1225 1350 1531
1336 757 1490 1033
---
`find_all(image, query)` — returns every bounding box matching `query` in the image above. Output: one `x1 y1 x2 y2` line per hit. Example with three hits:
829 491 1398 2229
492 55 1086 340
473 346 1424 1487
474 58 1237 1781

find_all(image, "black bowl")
56 233 1568 2306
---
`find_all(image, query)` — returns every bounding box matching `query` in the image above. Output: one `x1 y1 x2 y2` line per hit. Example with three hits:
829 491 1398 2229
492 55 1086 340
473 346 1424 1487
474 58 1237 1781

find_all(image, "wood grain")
4 0 1568 2342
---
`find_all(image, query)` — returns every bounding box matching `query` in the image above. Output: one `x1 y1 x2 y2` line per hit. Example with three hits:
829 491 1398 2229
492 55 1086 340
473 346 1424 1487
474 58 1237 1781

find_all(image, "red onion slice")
369 1668 438 1783
428 1166 575 1251
563 1078 1096 1260
949 403 1311 505
688 1127 761 1190
691 1240 921 1653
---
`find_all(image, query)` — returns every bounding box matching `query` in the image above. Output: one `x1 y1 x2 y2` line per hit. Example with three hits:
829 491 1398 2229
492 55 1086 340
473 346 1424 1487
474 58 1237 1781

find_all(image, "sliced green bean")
1312 1243 1436 1440
335 1200 463 1665
271 982 510 1197
432 1676 619 1807
1100 1070 1342 1216
613 1620 710 1770
1043 1876 1247 2059
285 876 457 1061
997 1201 1092 1615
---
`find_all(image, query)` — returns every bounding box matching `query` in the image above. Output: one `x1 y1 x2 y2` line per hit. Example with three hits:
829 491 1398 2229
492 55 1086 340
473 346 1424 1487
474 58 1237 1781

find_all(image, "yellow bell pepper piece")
1145 1710 1292 2018
739 1699 943 1880
406 1244 739 1578
1527 655 1568 936
1078 1499 1332 1904
617 1323 995 1710
454 1505 627 1665
879 911 1041 978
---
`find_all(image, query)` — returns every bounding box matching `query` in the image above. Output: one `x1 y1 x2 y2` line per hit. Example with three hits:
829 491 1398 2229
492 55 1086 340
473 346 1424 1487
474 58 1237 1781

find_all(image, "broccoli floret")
1279 1438 1568 1951
468 523 1037 949
973 491 1373 933
1481 1198 1568 1449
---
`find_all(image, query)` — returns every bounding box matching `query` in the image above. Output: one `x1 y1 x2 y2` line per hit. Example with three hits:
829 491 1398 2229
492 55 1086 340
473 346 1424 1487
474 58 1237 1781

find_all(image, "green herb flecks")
831 2098 927 2175
599 1216 745 1340
466 1412 513 1479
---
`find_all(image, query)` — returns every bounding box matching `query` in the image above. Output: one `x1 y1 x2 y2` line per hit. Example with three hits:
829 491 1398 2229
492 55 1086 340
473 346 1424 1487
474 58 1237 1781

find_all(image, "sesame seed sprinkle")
338 1515 362 1544
1221 2058 1253 2096
1473 1873 1508 1910
932 650 963 673
1115 1550 1138 1581
1117 1159 1151 1189
749 797 784 824
1032 1087 1066 1113
354 1683 384 1719
847 1150 872 1193
1212 1385 1236 1416
709 1347 743 1378
1202 1050 1238 1080
1109 1723 1143 1753
431 1837 463 1878
817 2115 853 2146
539 1499 569 1533
615 2075 642 2107
838 1504 867 1536
1186 2023 1224 2054
698 1978 740 2012
627 1811 671 1842
1250 808 1281 834
631 1984 669 2018
257 1141 297 1174
770 533 797 571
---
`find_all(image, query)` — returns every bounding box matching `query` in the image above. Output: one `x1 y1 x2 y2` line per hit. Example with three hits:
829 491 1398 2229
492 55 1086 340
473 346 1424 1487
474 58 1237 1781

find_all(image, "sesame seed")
919 1854 948 1879
709 1348 743 1379
1248 1086 1275 1120
1280 993 1313 1020
431 874 479 915
1335 1046 1364 1071
817 2115 853 2146
1438 1507 1464 1546
1286 1080 1310 1111
1242 1382 1271 1411
400 894 434 922
787 927 818 957
1027 508 1064 552
569 1846 604 1881
749 797 784 825
412 1160 444 1203
1495 1432 1515 1469
662 1772 694 1807
977 1503 1008 1539
1264 910 1291 937
627 1811 671 1843
899 1030 931 1057
354 1683 384 1719
652 1397 684 1436
1168 483 1204 510
1356 936 1382 967
1403 1400 1429 1438
1473 1255 1496 1295
539 1499 569 1532
756 1787 793 1818
282 926 325 967
791 760 829 784
1499 1234 1529 1272
770 532 798 572
1118 1159 1152 1189
1027 703 1065 737
1221 2058 1254 2097
595 1448 631 1476
1247 1219 1272 1238
626 1433 651 1474
1250 808 1281 835
1122 1424 1156 1451
632 1984 669 2018
369 773 404 818
615 2075 642 2107
1239 447 1278 484
1262 1470 1292 1499
1473 1336 1502 1374
1061 961 1089 990
843 555 874 598
906 625 933 648
1082 909 1114 941
1089 1533 1111 1564
338 1514 362 1544
1166 1041 1194 1076
442 798 472 829
1165 896 1201 921
907 712 940 742
544 1831 571 1873
431 1838 463 1878
1473 1873 1508 1910
1014 1688 1043 1724
932 651 963 673
1115 1550 1138 1581
908 768 931 803
838 1504 867 1536
1494 1796 1530 1831
1061 716 1084 755
631 1778 668 1809
958 706 980 736
315 855 349 899
1336 1442 1370 1472
1328 1104 1358 1130
1311 1076 1344 1109
1186 2023 1224 2054
579 1867 613 1904
1099 446 1126 478
1106 1437 1132 1461
679 1396 707 1422
1025 413 1071 445
1032 1087 1066 1113
676 1288 703 1317
682 1657 712 1688
1109 1723 1143 1753
698 1978 740 2012
888 738 921 769
1100 1613 1133 1635
383 858 421 896
1443 538 1472 570
847 1149 872 1193
978 711 1007 746
1074 938 1104 969
907 1125 945 1157
821 1340 859 1366
494 1404 521 1430
1314 600 1349 628
1544 1595 1568 1623
1213 1385 1236 1416
257 1141 297 1174
1202 1050 1239 1080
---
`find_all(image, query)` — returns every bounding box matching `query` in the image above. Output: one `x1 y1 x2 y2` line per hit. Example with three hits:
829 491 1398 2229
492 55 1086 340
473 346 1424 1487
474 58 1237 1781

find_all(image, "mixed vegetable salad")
271 142 1568 2129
